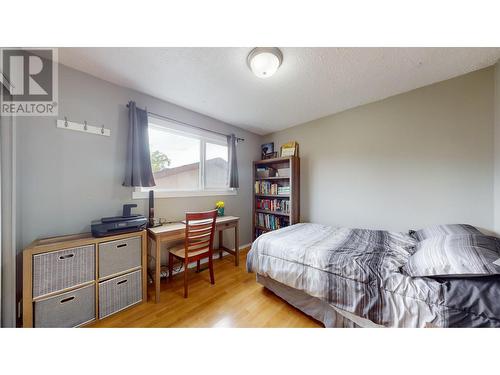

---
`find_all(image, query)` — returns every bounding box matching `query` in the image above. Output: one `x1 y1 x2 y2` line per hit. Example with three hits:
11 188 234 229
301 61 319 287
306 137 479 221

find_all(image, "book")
256 198 290 213
255 213 289 230
255 181 282 195
278 186 290 195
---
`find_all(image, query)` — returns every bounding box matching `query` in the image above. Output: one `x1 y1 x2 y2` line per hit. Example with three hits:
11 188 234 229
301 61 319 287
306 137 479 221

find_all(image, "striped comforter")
246 223 500 327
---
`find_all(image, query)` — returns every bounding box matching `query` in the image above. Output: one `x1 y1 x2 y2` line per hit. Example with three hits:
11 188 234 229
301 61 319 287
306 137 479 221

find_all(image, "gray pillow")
403 234 500 278
410 224 482 242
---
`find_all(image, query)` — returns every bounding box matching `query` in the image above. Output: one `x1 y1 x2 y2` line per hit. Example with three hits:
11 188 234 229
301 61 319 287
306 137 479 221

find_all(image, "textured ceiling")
59 47 500 135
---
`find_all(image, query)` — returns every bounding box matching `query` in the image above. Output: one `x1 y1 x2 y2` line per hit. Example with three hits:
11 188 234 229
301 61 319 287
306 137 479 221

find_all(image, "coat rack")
56 117 111 137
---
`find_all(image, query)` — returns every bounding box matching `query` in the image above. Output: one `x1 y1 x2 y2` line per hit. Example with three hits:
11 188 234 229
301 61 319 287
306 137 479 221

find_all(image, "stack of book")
255 213 288 230
256 198 290 213
277 186 290 195
254 181 279 195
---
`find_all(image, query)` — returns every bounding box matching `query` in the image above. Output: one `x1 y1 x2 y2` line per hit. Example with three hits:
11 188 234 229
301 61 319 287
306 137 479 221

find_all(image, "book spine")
255 213 290 230
255 198 290 214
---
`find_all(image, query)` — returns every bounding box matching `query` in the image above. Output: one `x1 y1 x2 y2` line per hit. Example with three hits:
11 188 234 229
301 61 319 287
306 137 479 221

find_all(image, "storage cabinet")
98 236 141 279
33 245 95 298
34 284 96 328
23 230 147 328
99 270 142 319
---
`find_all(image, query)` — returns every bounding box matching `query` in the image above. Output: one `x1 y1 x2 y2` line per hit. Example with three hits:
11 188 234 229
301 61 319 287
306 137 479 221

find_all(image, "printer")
91 204 147 237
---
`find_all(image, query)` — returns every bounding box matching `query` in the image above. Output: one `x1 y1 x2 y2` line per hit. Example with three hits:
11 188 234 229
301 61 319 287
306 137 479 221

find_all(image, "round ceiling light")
247 47 283 79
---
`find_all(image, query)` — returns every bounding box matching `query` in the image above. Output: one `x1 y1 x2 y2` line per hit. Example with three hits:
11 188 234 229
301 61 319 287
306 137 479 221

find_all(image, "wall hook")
56 118 110 137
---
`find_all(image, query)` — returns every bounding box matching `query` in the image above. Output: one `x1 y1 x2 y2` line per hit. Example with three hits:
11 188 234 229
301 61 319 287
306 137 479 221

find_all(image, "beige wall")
265 67 495 233
14 65 499 244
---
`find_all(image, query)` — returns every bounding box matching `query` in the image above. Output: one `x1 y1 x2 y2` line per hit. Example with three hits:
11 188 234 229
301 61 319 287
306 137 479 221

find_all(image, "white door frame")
0 112 17 328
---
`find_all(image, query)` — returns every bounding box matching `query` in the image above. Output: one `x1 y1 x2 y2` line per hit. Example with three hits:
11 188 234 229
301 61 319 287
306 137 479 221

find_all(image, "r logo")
0 48 58 116
1 49 53 101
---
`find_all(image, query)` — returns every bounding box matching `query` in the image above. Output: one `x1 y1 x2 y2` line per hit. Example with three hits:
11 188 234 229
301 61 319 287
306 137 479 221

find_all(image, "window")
205 142 229 189
133 116 235 198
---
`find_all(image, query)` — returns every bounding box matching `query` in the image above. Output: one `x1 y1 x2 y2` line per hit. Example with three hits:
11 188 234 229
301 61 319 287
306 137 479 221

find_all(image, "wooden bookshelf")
255 209 290 217
254 176 290 180
252 156 300 240
255 193 290 198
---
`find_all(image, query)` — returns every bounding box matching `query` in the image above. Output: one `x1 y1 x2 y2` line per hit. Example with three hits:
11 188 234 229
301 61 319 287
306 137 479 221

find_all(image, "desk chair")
168 210 217 298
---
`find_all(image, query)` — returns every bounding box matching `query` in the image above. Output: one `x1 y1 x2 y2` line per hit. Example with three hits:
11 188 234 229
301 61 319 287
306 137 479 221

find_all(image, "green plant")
151 150 171 172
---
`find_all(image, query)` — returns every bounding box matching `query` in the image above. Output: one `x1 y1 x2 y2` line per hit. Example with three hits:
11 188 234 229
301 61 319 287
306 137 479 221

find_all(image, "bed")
246 223 500 327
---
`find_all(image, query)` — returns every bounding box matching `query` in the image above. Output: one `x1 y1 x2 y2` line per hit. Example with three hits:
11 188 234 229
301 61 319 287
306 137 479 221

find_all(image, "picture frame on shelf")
261 142 275 159
280 141 298 157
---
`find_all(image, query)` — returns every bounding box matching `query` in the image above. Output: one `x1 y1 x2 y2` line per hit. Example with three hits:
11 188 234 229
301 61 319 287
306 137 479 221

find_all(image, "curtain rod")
126 104 245 143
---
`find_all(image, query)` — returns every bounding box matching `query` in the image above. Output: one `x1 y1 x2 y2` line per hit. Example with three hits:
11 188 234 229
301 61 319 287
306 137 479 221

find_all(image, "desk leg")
218 230 223 259
155 239 161 303
234 224 239 267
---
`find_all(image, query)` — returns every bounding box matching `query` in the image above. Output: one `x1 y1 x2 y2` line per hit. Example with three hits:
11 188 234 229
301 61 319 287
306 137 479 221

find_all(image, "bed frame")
257 274 382 328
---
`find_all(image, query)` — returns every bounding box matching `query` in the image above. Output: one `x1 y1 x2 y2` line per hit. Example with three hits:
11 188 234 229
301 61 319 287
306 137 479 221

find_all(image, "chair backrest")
184 210 217 259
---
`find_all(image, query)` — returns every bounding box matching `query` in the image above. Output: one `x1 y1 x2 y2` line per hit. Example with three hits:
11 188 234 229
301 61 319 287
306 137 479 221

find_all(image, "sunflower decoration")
215 201 225 216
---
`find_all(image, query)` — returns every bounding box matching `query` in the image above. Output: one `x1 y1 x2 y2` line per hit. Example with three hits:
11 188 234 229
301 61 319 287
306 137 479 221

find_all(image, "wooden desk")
147 215 240 303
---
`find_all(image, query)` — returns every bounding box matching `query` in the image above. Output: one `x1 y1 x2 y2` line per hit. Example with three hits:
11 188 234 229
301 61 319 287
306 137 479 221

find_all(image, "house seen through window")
147 116 230 195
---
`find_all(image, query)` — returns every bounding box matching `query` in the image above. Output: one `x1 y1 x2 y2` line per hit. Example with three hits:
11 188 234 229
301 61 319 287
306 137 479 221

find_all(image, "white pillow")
410 224 482 242
403 234 500 278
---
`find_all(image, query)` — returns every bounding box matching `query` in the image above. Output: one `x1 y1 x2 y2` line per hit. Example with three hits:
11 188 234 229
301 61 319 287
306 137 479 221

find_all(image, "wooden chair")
168 210 217 298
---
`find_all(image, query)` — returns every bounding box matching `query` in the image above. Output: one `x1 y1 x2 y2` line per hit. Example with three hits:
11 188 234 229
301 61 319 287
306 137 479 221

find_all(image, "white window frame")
132 115 237 199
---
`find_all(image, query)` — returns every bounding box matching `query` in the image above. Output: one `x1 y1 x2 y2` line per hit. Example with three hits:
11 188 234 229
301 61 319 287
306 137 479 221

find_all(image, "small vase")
217 207 224 217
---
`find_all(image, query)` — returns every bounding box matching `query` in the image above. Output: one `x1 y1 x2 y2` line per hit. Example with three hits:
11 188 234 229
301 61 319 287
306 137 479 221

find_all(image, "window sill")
132 189 237 199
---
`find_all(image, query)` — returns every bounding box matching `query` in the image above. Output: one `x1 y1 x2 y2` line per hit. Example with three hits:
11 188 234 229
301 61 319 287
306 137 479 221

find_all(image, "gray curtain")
123 101 156 187
227 134 239 188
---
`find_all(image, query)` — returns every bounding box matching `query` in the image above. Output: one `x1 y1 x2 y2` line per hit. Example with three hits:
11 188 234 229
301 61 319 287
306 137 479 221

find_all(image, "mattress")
247 223 500 327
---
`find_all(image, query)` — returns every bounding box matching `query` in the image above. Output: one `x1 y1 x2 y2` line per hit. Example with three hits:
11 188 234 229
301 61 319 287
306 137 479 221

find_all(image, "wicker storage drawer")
98 270 142 319
34 284 96 328
33 245 95 298
99 236 141 279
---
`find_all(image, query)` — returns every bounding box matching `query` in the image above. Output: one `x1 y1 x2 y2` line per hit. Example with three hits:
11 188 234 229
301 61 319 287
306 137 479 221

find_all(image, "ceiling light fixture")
247 47 283 79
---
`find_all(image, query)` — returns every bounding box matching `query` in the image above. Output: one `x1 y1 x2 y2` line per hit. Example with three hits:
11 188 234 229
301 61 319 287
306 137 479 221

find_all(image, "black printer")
91 204 147 237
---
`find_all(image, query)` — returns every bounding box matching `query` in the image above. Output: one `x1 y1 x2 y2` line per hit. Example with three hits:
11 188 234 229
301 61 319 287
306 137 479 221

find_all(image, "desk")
147 215 240 303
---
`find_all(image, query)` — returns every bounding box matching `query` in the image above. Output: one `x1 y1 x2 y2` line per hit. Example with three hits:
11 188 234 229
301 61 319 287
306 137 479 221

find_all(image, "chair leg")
168 252 173 280
208 255 215 285
183 261 189 298
196 260 200 272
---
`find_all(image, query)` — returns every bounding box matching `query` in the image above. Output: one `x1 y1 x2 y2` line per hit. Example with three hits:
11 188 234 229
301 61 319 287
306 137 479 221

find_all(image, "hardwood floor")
90 248 321 328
